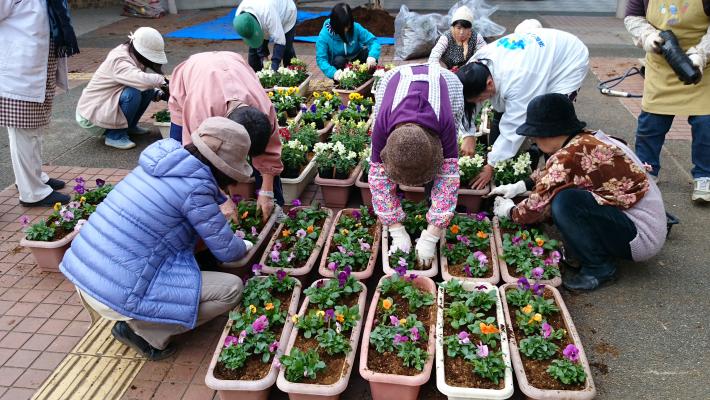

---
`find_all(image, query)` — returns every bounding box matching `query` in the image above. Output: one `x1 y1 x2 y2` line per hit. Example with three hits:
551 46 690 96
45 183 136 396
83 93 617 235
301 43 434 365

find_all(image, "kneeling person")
60 117 255 359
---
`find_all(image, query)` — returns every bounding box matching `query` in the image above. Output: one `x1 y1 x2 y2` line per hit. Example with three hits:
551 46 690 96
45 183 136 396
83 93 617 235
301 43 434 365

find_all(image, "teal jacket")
316 19 381 79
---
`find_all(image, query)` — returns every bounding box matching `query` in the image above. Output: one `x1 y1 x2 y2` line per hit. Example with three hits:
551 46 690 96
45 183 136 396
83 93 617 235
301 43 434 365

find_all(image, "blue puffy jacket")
316 19 381 79
60 139 246 328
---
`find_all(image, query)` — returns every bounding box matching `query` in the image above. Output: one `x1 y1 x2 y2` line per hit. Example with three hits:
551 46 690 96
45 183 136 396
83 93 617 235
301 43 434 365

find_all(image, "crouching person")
491 94 666 291
60 117 255 360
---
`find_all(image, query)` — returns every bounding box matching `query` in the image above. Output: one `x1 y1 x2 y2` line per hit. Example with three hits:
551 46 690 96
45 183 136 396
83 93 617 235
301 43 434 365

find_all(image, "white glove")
643 31 663 53
243 240 254 252
366 57 377 68
333 70 343 81
488 180 527 199
689 53 704 77
415 229 439 267
493 197 515 219
388 225 412 254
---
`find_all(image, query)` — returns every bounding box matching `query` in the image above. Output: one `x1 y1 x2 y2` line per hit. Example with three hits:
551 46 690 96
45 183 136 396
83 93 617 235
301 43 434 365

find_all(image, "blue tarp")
165 9 394 45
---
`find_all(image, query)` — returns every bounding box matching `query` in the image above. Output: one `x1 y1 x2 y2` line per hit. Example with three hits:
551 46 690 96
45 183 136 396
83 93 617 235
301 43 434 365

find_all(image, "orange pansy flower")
480 323 500 335
477 231 488 239
450 225 460 234
282 229 291 238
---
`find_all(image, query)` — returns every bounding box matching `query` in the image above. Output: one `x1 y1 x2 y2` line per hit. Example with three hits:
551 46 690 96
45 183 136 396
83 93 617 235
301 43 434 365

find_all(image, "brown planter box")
314 165 361 209
22 227 81 272
492 217 562 287
260 207 334 276
457 184 490 213
318 208 381 280
500 283 596 400
354 169 372 206
220 210 279 272
333 77 375 105
439 215 500 285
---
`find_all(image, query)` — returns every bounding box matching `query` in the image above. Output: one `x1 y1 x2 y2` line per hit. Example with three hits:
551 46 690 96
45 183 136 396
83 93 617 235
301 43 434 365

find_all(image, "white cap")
451 6 474 26
128 27 168 65
514 19 543 34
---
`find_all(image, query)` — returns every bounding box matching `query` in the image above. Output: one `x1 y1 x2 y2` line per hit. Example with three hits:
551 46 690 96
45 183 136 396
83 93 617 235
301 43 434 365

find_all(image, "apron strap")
391 64 442 121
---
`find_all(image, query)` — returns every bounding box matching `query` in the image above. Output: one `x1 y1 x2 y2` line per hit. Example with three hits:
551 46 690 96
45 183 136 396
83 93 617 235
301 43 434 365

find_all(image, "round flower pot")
359 275 437 400
354 170 372 207
435 281 514 400
318 208 382 280
259 207 334 276
282 159 318 204
499 283 596 400
276 279 368 400
381 225 438 278
333 77 375 105
439 216 500 285
21 228 81 272
153 121 170 139
492 218 562 287
220 210 279 272
315 166 361 209
205 278 303 400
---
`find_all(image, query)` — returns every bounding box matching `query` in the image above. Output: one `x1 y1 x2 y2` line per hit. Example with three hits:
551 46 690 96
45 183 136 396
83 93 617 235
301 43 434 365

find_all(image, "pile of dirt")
295 6 395 37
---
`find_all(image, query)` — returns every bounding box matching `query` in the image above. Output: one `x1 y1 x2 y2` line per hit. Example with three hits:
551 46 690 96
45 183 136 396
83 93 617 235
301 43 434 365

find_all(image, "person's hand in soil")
472 164 494 190
219 197 238 224
256 194 275 223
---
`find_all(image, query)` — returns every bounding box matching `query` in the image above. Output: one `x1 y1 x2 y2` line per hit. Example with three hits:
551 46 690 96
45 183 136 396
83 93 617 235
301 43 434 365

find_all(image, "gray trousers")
128 271 243 350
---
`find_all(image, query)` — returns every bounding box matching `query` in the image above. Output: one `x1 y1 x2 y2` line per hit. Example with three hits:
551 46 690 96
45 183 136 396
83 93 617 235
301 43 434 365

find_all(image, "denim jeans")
247 28 296 72
169 122 183 142
105 87 155 141
636 111 710 179
550 189 637 279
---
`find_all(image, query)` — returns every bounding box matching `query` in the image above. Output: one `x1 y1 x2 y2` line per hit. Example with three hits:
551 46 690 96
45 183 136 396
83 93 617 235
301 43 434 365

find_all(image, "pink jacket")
76 44 164 129
169 52 283 176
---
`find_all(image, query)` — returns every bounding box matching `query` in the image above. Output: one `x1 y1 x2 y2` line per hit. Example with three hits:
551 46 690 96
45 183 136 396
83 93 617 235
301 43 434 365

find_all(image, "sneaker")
105 136 136 150
45 178 65 190
111 321 176 361
692 178 710 202
128 126 150 135
19 191 70 207
562 270 616 292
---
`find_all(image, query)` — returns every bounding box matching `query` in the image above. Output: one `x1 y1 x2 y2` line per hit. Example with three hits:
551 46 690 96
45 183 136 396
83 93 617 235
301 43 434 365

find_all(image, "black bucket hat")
516 93 586 137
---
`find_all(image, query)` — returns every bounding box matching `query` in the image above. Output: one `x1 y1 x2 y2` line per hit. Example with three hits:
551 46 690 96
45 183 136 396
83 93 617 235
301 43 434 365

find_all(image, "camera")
659 30 701 85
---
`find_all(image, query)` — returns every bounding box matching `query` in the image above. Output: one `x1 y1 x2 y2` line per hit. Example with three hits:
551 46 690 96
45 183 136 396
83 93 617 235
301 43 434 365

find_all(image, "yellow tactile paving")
32 319 146 400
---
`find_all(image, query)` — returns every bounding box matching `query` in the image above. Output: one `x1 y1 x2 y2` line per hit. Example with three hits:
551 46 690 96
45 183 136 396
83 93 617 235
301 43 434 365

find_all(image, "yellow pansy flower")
522 304 533 314
80 196 86 203
399 318 407 326
249 304 257 314
340 229 349 235
313 92 320 98
316 310 325 318
292 314 299 323
265 303 274 311
53 202 62 211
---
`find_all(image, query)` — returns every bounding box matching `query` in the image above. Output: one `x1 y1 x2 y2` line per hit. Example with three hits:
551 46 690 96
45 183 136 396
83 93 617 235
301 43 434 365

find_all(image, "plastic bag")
394 5 450 61
446 0 506 38
394 0 506 61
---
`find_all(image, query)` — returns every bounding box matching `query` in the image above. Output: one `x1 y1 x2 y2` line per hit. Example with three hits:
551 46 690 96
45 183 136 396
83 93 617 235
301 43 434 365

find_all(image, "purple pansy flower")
74 177 85 184
238 330 247 344
406 273 418 282
252 315 269 333
475 212 487 222
235 230 246 239
352 210 361 220
273 357 281 369
474 251 488 266
291 199 302 206
456 235 470 245
532 282 545 296
276 269 287 281
463 264 473 278
544 257 554 266
231 194 242 204
339 104 346 111
531 267 544 280
338 245 347 254
286 252 295 262
410 327 420 341
457 331 470 345
542 322 552 339
325 309 335 322
512 236 523 246
476 342 489 358
390 316 400 326
73 184 85 194
19 215 30 228
328 262 338 271
337 270 349 288
61 210 74 222
296 229 306 238
252 264 263 275
310 104 317 113
563 344 580 362
270 250 280 263
359 240 371 251
518 277 531 290
393 333 409 345
269 340 279 352
551 250 561 264
532 246 544 257
224 335 239 347
251 226 258 236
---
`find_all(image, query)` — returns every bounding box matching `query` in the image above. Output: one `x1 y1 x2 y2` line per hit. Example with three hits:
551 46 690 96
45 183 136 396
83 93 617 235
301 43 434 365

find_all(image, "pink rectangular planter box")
439 216 500 285
333 77 375 105
205 277 303 400
457 184 490 213
21 228 80 272
260 207 334 276
435 281 514 399
492 217 562 287
381 225 438 278
399 184 427 203
276 279 368 400
499 283 596 400
318 208 381 280
220 210 278 272
314 165 361 209
354 170 372 206
359 275 437 400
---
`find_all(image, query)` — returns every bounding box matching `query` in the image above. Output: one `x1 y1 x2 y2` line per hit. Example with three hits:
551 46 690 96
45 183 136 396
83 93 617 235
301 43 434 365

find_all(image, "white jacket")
0 0 54 103
236 0 297 46
472 28 589 165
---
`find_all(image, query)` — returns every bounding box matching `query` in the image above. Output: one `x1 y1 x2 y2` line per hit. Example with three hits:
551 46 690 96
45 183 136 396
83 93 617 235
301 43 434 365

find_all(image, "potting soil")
447 247 495 279
294 7 395 37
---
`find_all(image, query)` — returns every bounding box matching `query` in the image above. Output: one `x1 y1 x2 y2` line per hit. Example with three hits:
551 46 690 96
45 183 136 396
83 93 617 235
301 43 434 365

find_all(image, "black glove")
153 89 169 102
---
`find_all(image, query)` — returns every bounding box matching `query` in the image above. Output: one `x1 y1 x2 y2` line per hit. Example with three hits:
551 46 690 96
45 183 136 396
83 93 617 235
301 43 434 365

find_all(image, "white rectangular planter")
154 121 170 139
435 281 514 400
282 159 317 204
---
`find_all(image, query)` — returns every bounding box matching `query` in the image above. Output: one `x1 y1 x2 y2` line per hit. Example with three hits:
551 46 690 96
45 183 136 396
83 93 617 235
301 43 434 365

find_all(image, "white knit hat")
514 19 543 34
128 27 168 65
451 6 474 26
